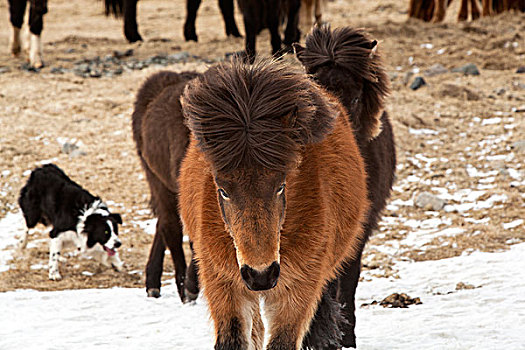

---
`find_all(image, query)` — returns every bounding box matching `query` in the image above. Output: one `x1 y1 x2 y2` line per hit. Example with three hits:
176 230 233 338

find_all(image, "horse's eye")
218 188 230 200
277 184 285 196
352 97 359 105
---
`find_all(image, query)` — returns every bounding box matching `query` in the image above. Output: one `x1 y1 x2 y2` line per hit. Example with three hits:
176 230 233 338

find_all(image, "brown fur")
179 58 369 349
300 0 326 29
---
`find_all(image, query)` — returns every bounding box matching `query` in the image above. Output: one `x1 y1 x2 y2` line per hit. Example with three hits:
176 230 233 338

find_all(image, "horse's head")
181 58 336 291
294 25 390 140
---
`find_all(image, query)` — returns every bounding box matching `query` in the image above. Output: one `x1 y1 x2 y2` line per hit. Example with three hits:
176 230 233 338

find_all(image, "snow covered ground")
1 212 524 349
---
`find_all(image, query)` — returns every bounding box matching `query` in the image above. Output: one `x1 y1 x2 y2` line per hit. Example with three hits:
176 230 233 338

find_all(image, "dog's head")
77 200 123 256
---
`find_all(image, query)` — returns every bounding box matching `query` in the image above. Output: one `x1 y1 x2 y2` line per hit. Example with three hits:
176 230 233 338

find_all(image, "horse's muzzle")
240 261 280 291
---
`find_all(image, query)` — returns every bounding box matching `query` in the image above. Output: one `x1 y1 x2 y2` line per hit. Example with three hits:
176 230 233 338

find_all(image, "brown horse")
294 26 396 348
131 71 201 301
178 58 369 349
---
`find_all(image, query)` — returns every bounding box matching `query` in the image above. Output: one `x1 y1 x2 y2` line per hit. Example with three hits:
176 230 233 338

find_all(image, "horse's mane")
181 58 335 172
296 25 390 140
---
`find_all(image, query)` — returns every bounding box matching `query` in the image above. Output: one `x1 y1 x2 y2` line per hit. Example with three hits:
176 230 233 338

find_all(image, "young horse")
131 71 201 301
7 0 121 68
295 26 396 348
178 58 369 349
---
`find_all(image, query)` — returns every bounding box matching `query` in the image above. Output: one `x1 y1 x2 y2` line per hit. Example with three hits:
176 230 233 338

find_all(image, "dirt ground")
0 0 523 292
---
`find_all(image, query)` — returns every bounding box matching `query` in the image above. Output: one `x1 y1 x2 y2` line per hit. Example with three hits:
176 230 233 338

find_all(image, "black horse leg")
161 215 188 303
242 14 257 63
183 0 201 41
145 229 166 298
283 0 301 51
124 0 142 42
8 0 26 56
218 0 241 37
337 249 364 349
184 241 200 301
266 2 283 58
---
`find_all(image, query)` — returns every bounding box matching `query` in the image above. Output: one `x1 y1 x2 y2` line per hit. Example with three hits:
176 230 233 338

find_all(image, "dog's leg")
48 236 63 280
109 252 124 272
18 227 34 250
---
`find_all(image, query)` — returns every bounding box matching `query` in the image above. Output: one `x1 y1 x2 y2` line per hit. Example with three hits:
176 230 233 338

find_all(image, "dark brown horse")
295 26 396 348
177 58 370 349
131 71 201 300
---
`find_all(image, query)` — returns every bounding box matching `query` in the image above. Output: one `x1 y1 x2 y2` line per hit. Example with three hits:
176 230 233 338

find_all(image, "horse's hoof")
147 288 161 298
183 26 198 42
125 31 143 43
184 288 199 302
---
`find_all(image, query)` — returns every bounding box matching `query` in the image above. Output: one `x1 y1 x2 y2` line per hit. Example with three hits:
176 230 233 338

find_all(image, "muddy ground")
0 0 523 292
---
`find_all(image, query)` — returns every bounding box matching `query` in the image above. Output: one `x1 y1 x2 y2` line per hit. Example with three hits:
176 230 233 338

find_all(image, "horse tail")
104 0 124 17
295 25 390 140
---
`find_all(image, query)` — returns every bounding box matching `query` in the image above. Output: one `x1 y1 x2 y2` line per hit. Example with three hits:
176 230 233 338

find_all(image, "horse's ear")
291 82 337 145
293 43 306 63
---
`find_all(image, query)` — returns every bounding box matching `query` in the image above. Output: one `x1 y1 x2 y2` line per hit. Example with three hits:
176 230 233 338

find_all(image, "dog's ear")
110 213 122 225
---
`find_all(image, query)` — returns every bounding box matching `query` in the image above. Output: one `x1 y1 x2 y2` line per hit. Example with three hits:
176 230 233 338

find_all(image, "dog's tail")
294 25 390 140
103 0 124 17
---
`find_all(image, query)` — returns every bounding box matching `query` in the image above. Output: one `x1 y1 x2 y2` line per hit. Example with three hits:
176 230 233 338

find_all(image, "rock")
89 69 102 78
379 293 422 308
168 52 190 61
50 67 65 74
424 63 448 77
511 140 525 152
452 63 480 76
517 66 525 74
0 66 10 74
435 83 480 101
414 192 446 211
61 142 79 155
456 282 476 290
410 77 426 90
494 87 506 96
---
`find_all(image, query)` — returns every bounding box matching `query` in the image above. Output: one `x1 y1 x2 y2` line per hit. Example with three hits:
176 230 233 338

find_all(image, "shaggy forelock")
181 58 329 172
301 25 384 84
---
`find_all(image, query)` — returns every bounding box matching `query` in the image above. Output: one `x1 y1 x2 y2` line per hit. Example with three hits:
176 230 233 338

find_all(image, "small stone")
494 87 506 96
0 66 11 74
456 282 476 290
61 142 79 155
50 67 65 74
452 63 480 76
410 77 426 90
113 49 134 59
65 48 75 54
424 63 448 77
168 52 190 61
517 66 525 74
89 69 102 78
414 192 446 211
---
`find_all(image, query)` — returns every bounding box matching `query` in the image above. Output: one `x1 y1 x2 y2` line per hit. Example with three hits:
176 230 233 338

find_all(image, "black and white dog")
18 164 124 280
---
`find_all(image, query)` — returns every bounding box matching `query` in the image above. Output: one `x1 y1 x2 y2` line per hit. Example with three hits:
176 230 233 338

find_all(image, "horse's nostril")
240 261 280 291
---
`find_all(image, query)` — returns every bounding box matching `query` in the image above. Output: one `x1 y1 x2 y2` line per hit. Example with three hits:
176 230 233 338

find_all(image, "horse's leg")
470 0 481 19
145 229 166 298
266 7 283 57
160 213 187 302
28 0 46 68
206 281 255 349
458 0 469 20
123 0 142 42
183 0 201 42
265 281 324 350
283 0 301 51
242 10 257 63
337 250 364 349
8 0 26 56
184 241 200 301
314 0 324 25
218 0 241 38
300 0 314 30
482 0 493 15
432 0 447 22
